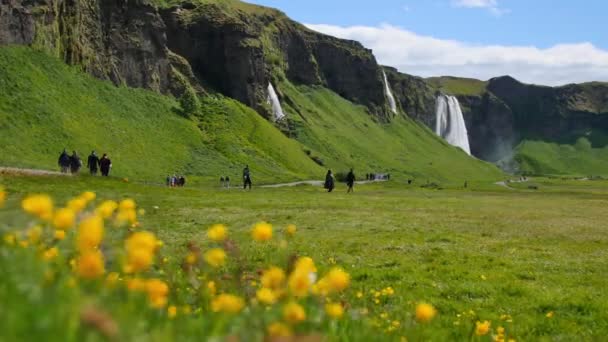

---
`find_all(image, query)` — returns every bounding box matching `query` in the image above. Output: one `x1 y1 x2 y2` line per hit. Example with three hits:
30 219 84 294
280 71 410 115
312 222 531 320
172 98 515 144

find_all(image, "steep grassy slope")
0 46 323 183
280 82 502 183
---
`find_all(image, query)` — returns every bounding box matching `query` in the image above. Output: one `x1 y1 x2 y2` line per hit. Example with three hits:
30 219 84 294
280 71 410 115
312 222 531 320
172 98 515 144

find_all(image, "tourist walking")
58 149 70 173
69 151 82 174
243 165 252 190
87 151 100 175
346 168 356 193
225 176 230 188
99 153 112 177
324 170 335 193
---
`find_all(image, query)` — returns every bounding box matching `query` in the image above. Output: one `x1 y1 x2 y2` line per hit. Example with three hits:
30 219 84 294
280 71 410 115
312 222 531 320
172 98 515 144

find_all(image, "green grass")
1 175 607 340
514 138 608 176
426 77 487 96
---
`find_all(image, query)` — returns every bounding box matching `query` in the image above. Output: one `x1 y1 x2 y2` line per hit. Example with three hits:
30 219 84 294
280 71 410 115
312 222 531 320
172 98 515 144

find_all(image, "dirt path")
0 167 68 177
495 178 531 189
259 179 387 188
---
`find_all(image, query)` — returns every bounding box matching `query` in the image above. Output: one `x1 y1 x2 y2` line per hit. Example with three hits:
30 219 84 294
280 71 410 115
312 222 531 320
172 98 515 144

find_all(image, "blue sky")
246 0 608 85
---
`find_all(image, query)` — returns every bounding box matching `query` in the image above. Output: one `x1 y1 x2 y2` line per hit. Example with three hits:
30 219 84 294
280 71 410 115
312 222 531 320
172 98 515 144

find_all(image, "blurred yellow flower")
0 186 6 207
77 250 105 279
3 233 16 246
119 198 136 211
126 277 146 292
288 270 312 297
53 207 76 230
325 267 350 293
168 305 177 319
105 272 120 287
95 200 118 219
546 311 554 318
211 294 245 314
283 302 306 324
294 256 317 274
146 279 169 308
325 302 344 319
125 248 154 273
285 224 297 237
81 191 96 202
415 303 437 323
125 231 158 253
251 222 273 242
116 208 137 225
42 247 59 261
475 320 491 336
256 288 277 305
77 215 104 252
261 266 286 290
27 226 43 244
207 281 217 296
67 198 87 213
185 252 197 265
204 248 226 268
22 194 54 221
267 322 292 338
54 229 66 240
207 224 227 242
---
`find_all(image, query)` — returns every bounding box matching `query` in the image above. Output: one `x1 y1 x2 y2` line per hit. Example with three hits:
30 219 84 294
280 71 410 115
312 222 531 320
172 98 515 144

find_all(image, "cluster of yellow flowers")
1 189 520 340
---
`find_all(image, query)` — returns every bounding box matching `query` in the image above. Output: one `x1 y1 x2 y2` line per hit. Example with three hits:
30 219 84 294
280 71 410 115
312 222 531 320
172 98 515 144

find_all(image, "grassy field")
1 174 606 341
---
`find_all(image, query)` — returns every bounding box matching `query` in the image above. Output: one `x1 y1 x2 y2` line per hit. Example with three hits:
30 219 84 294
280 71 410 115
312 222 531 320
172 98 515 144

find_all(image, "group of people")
166 175 187 187
365 173 390 181
324 168 356 193
58 150 112 176
219 176 231 188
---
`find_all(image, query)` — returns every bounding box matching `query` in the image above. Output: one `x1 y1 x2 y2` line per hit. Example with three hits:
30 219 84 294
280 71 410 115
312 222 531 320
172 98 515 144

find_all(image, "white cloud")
451 0 508 16
306 23 608 86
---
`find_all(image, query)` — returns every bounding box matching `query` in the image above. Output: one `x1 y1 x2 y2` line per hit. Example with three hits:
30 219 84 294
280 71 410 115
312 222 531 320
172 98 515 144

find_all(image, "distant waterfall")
267 83 285 121
435 95 471 155
382 70 397 114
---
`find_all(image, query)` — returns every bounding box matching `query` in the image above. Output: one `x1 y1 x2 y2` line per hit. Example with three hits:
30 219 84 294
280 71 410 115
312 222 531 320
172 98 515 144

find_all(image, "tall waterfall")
435 95 471 155
382 70 397 114
267 83 285 121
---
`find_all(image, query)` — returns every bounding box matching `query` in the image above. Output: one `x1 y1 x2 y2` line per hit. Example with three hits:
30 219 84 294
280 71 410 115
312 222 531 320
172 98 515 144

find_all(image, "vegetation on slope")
426 76 487 96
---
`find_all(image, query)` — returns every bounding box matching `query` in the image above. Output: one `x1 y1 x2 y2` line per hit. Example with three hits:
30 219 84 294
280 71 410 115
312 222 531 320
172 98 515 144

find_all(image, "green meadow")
1 175 606 341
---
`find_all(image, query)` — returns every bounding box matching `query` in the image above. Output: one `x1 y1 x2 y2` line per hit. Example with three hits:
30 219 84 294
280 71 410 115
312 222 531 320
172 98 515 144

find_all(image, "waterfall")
435 95 471 155
267 83 285 121
382 70 397 114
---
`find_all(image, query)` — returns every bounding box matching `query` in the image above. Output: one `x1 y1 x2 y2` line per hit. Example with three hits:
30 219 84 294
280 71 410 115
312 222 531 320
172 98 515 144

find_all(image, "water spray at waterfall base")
435 95 471 155
382 70 397 114
267 83 285 121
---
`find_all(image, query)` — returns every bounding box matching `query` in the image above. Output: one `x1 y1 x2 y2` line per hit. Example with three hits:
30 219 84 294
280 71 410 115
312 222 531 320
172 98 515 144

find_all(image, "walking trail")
0 167 68 177
260 179 387 188
495 178 531 190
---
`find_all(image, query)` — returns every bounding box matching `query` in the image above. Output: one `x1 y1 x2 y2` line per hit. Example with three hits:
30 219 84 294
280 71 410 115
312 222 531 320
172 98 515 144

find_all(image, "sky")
245 0 608 86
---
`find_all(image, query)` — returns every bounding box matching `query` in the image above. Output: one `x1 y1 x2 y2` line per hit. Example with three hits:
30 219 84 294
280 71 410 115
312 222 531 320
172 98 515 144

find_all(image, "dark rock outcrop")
383 66 437 127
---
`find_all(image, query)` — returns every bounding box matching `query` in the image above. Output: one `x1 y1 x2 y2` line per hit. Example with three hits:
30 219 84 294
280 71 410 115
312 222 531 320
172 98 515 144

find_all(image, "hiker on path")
69 151 82 174
324 170 335 193
243 165 252 190
58 149 70 173
346 168 356 193
87 151 100 175
225 176 230 188
99 153 112 177
220 177 225 188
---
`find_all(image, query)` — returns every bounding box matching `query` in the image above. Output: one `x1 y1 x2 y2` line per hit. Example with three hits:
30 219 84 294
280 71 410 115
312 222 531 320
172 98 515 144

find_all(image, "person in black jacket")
58 149 70 173
324 170 335 193
87 151 100 175
243 165 252 190
346 168 356 193
69 151 82 174
99 154 112 177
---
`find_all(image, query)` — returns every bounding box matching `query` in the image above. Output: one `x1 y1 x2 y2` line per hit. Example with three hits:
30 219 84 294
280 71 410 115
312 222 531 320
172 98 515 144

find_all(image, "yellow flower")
77 250 105 279
125 231 158 253
325 302 344 319
3 233 16 246
27 226 43 244
0 186 6 207
288 270 312 297
68 198 88 213
119 198 136 211
261 266 286 290
356 291 364 298
42 247 59 261
77 215 104 252
283 302 306 324
185 252 197 265
475 320 491 336
81 191 96 202
125 248 154 273
256 288 277 305
53 207 76 230
126 277 146 292
251 222 273 242
95 200 118 219
168 305 177 319
211 294 245 314
415 303 437 323
116 208 137 225
207 224 228 242
146 279 169 308
285 224 297 237
54 230 66 240
267 322 293 338
22 194 54 221
294 256 317 274
325 267 350 293
207 281 217 296
204 248 226 268
546 311 554 318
